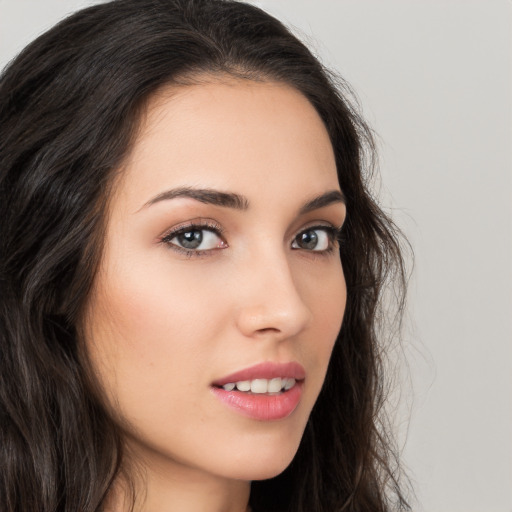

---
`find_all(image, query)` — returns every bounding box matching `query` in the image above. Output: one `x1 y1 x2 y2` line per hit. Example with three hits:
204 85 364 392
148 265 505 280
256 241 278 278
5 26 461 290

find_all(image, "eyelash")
160 221 343 258
292 225 343 257
160 220 225 258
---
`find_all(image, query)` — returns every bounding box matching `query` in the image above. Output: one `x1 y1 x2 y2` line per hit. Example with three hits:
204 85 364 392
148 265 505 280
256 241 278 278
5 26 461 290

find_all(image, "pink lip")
212 361 306 387
211 361 305 421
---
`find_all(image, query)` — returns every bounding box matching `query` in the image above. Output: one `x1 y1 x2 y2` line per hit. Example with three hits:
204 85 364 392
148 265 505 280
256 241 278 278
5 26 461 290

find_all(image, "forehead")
116 78 338 211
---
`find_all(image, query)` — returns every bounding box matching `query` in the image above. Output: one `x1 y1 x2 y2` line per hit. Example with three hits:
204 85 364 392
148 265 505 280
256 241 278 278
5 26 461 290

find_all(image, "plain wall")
1 1 511 511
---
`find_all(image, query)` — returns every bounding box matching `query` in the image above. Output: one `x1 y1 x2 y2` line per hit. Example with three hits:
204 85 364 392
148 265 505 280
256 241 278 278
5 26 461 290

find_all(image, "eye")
161 223 227 253
291 226 338 252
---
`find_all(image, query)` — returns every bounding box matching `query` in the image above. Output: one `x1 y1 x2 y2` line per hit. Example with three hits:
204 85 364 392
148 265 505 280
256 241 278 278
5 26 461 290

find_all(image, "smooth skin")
83 78 347 512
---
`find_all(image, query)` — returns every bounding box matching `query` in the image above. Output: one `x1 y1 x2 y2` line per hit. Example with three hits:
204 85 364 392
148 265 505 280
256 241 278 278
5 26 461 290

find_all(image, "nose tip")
235 264 312 340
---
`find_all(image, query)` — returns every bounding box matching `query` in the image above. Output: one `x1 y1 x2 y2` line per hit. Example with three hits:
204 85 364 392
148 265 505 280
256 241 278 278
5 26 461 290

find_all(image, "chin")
220 434 303 482
245 462 294 482
227 460 294 482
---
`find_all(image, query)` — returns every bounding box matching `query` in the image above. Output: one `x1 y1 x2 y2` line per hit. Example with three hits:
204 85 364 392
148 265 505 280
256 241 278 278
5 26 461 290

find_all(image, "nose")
234 250 312 340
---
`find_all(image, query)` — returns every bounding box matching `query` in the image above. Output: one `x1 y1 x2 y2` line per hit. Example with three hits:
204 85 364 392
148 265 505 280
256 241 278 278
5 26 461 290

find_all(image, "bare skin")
84 78 347 512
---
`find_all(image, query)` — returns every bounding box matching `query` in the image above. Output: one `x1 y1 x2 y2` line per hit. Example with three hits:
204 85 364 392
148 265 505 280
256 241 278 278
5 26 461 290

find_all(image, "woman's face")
84 79 346 483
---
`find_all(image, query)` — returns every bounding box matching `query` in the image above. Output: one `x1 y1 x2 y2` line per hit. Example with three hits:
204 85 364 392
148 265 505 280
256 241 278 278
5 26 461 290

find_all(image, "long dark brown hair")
0 0 410 510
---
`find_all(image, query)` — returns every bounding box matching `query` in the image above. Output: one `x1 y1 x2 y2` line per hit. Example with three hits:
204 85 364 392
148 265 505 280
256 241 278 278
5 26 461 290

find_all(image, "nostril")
255 327 281 335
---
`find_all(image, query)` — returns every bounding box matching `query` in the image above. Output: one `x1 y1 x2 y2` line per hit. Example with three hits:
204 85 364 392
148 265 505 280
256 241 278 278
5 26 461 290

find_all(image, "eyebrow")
142 186 345 213
143 187 249 210
299 189 346 214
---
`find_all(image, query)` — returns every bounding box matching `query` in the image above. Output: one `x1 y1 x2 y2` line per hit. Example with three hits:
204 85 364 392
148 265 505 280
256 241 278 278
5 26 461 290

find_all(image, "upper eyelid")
160 220 224 241
162 220 338 237
293 224 342 241
293 222 343 237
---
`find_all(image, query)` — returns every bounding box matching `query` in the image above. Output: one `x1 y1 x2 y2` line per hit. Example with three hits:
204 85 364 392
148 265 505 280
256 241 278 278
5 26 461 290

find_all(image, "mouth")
210 362 305 421
214 377 298 394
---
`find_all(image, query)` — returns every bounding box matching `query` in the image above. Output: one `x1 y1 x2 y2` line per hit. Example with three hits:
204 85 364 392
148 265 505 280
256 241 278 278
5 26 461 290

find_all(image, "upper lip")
212 361 306 387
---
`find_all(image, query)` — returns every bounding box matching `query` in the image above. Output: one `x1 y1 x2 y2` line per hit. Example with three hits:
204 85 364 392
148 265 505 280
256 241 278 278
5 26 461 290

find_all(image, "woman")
0 0 409 510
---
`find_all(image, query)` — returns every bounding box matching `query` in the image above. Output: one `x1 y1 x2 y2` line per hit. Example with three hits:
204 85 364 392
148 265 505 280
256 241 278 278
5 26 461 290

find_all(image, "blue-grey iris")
178 230 203 249
297 230 318 250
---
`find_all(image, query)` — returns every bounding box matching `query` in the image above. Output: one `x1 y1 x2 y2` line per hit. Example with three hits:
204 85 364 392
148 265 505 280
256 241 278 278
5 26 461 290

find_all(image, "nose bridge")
235 243 312 338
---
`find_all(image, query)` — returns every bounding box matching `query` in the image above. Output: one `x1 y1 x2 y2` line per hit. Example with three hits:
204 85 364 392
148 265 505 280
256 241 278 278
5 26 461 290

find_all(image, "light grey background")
1 1 511 511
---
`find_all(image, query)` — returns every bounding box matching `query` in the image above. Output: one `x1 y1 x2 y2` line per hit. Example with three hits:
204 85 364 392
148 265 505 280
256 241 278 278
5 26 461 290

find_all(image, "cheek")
83 256 223 415
91 242 225 346
297 260 346 387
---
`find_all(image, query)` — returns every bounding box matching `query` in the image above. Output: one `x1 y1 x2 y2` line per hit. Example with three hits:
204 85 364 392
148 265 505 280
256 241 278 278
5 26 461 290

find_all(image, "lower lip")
211 383 303 421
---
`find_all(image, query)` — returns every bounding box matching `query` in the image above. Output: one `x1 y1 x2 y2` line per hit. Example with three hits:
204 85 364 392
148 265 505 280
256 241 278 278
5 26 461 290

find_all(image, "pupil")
178 230 202 249
299 230 318 249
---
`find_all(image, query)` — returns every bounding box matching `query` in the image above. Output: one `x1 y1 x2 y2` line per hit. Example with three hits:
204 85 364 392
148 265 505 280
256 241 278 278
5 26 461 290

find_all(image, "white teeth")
220 377 297 393
284 378 296 390
267 378 283 393
250 379 268 393
236 380 251 392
